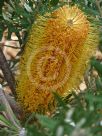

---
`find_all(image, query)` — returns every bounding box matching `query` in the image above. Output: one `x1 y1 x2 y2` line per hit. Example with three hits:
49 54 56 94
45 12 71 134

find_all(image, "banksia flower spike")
16 5 99 113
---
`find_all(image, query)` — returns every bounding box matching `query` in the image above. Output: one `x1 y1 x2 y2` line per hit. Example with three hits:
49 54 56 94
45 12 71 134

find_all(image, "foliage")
0 0 102 136
25 91 102 136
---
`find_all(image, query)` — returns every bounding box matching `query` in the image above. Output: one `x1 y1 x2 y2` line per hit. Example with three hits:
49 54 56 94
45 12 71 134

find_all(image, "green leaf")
50 0 59 6
91 58 102 76
0 129 8 136
95 77 102 90
53 92 67 108
26 125 47 136
0 114 13 128
36 114 57 131
85 93 102 103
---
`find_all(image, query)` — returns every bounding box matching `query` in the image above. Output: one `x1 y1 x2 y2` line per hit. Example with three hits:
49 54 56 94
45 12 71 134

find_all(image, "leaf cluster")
0 0 102 136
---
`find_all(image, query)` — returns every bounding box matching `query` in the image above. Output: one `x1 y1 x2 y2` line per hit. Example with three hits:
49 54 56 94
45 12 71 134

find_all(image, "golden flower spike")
16 5 99 114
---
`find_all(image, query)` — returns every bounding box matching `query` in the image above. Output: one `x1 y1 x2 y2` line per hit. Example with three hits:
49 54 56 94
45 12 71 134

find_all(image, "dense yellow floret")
16 5 99 113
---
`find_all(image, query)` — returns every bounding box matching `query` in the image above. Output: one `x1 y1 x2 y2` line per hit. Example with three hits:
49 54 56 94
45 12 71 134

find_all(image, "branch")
0 44 16 96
